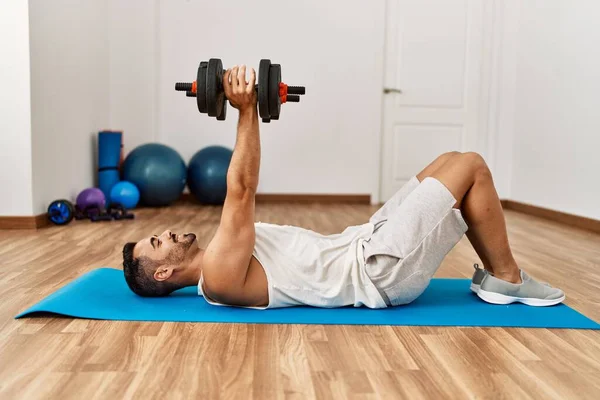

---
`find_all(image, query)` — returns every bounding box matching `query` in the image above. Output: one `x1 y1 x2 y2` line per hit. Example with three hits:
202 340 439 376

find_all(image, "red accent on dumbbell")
279 82 288 97
191 81 197 94
279 82 288 103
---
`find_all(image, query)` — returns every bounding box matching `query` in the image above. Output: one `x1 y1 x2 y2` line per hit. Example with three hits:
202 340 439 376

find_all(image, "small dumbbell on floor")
175 59 305 123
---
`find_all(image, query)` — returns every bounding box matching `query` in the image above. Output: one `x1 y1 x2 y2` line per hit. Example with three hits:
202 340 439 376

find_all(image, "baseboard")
35 213 51 228
180 193 371 204
255 194 371 204
501 199 600 234
0 214 50 230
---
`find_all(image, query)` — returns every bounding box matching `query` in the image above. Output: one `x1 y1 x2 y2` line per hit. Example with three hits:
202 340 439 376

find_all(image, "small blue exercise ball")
110 181 140 209
122 143 187 206
188 146 233 205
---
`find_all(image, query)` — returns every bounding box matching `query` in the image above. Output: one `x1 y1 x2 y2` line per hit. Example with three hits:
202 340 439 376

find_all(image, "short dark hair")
122 242 181 297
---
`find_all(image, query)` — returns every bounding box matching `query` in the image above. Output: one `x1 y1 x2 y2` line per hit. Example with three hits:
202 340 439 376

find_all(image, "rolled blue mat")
98 131 122 199
15 268 600 329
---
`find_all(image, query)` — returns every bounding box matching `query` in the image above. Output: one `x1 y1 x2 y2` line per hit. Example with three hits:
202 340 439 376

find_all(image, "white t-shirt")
198 222 387 309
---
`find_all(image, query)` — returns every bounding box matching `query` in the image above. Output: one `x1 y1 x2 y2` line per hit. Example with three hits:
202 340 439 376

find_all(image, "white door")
380 0 490 201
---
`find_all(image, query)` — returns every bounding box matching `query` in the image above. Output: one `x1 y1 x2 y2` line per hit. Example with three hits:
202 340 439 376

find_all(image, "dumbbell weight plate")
217 99 227 121
258 59 271 120
269 64 282 119
196 61 208 113
206 59 225 117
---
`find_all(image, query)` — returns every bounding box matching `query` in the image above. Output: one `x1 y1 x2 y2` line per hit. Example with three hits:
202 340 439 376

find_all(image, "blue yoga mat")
15 268 600 329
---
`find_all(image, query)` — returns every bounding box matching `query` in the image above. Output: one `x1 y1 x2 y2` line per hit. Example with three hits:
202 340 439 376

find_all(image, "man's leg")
366 151 563 306
423 152 520 283
417 153 495 274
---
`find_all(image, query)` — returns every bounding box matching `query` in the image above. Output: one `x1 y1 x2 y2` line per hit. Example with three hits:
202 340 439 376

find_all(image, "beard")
165 233 198 266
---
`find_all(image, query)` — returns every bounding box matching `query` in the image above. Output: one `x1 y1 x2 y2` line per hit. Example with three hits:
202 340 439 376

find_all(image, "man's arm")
202 65 260 301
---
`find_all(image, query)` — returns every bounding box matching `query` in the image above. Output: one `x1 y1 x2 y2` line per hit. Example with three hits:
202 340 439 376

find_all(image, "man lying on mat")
122 65 565 309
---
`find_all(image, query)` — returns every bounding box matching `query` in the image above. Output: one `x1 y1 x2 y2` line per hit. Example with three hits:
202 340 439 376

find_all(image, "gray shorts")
363 177 468 306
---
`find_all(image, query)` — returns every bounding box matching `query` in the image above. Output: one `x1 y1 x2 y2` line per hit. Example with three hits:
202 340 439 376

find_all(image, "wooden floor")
1 202 599 399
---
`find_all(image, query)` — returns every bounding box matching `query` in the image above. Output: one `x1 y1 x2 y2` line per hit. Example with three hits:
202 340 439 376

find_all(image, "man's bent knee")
461 152 490 178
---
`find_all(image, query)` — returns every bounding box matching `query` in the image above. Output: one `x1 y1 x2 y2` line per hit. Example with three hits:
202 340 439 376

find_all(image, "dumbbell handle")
176 82 262 92
287 86 306 95
175 82 193 91
176 82 305 96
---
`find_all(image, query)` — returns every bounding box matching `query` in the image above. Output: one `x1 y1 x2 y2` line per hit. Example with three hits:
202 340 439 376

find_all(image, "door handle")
383 88 402 94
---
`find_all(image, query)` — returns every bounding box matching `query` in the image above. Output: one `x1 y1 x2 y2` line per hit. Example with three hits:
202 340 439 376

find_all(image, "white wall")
509 1 600 219
484 0 519 199
3 0 384 218
0 0 34 216
29 0 111 215
108 0 158 153
110 0 386 196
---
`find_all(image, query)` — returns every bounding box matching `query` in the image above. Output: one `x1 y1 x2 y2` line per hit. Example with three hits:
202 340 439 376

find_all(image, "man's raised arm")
202 65 260 296
226 65 260 197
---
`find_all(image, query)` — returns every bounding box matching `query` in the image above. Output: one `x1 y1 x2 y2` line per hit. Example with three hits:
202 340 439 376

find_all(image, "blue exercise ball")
123 143 186 206
188 146 233 205
110 181 140 209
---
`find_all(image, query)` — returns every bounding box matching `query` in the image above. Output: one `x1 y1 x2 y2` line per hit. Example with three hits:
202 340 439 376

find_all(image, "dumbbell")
175 59 306 123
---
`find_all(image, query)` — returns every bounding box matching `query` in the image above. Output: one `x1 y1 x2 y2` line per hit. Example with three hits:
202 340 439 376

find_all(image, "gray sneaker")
477 270 565 306
470 264 487 293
